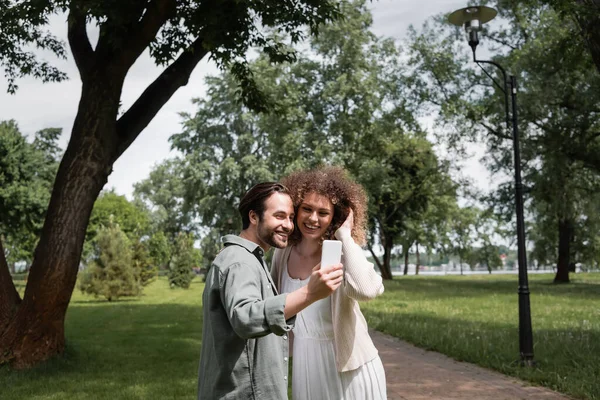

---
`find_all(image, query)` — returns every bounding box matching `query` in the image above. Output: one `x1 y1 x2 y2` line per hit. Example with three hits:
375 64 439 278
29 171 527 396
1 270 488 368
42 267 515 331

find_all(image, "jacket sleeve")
335 227 384 301
220 262 293 339
270 248 284 291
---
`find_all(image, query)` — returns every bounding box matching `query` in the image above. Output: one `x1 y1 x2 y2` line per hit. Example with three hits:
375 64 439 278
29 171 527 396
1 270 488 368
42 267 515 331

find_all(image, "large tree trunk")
0 4 207 369
554 218 573 283
0 77 124 368
403 247 409 275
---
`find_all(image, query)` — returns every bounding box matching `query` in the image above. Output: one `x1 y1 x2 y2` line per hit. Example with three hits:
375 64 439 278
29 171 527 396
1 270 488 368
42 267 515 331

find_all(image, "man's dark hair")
239 182 290 229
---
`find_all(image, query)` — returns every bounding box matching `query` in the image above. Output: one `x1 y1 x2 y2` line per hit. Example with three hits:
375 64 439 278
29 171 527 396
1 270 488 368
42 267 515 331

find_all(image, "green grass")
2 277 203 399
360 273 600 400
2 274 599 399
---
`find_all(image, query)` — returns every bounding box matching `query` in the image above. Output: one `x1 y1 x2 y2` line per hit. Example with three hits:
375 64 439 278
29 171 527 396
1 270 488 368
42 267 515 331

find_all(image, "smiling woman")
282 166 369 247
272 165 386 400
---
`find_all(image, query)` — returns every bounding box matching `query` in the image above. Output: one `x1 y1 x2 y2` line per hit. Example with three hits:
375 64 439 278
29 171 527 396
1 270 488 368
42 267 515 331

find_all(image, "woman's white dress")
281 266 387 400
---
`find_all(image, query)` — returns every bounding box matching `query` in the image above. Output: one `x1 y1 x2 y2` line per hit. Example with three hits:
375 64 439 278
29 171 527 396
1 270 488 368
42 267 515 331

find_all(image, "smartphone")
320 240 342 269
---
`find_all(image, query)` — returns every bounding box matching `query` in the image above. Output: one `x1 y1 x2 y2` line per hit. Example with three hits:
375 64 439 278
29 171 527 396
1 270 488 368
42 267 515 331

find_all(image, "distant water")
390 266 590 276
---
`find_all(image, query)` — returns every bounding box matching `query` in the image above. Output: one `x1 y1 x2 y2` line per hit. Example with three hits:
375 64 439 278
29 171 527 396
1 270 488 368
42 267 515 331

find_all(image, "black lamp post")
448 5 535 366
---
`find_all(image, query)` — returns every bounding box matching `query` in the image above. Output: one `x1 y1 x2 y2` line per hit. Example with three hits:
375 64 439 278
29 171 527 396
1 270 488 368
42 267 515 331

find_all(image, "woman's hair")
238 182 290 229
281 166 368 246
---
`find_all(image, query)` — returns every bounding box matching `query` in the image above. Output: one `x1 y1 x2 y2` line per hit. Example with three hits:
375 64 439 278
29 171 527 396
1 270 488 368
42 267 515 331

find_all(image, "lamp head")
448 6 497 52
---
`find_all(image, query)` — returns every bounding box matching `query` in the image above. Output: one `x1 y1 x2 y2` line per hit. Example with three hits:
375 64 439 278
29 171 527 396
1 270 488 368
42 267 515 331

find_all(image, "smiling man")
198 182 344 399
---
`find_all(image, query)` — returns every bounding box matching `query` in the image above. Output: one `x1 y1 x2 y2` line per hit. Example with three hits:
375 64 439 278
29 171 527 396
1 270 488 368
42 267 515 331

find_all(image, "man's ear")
249 210 259 226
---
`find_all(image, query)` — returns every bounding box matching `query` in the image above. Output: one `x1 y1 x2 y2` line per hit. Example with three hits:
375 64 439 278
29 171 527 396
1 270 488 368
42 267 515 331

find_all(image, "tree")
168 233 199 289
360 134 445 279
78 222 141 301
0 0 341 368
84 191 151 261
164 0 456 280
470 210 503 273
133 159 192 240
398 171 458 275
450 206 478 275
147 231 172 271
543 0 600 76
131 239 157 286
407 1 600 283
0 121 60 271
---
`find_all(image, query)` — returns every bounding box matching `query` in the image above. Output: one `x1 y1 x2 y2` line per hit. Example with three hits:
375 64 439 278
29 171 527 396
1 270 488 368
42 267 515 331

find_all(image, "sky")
0 0 487 199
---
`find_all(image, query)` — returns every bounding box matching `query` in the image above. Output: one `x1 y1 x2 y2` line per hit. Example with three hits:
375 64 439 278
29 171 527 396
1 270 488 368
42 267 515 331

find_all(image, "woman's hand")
340 208 354 231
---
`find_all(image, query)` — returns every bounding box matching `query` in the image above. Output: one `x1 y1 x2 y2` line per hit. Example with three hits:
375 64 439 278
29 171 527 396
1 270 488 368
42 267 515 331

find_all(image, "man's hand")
306 263 343 302
284 262 343 320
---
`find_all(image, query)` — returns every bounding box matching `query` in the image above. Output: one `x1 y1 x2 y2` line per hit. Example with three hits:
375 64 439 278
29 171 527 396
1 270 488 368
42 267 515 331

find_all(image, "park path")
371 330 571 400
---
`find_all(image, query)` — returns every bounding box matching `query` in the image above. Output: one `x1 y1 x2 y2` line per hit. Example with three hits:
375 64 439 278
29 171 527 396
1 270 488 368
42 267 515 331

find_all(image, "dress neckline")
284 246 310 282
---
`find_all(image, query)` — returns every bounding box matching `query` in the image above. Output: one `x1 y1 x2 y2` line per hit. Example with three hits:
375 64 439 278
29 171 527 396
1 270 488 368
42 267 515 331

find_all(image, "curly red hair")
281 165 368 246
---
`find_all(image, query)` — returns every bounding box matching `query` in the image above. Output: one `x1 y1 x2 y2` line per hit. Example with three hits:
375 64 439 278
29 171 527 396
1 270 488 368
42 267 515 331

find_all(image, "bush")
168 233 199 289
132 239 158 286
79 223 141 301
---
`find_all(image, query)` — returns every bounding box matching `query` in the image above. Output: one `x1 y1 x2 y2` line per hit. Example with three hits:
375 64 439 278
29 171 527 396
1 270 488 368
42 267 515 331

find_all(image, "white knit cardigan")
271 227 385 372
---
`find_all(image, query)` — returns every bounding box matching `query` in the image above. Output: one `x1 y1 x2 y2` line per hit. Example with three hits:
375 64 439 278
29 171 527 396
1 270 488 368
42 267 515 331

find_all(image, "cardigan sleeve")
335 227 384 301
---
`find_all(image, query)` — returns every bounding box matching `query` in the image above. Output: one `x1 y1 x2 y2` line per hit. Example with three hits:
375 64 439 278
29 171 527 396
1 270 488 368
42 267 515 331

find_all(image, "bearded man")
198 182 343 399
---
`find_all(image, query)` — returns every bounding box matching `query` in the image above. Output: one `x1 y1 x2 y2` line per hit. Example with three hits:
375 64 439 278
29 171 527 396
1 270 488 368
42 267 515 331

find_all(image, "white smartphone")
320 240 342 269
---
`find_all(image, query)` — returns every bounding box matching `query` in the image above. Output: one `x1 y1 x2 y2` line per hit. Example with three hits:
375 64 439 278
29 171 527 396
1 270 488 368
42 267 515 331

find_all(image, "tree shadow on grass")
1 303 204 400
70 298 140 304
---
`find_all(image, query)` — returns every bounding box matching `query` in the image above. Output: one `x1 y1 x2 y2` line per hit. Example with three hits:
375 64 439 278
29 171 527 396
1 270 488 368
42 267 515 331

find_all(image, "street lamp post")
448 5 535 366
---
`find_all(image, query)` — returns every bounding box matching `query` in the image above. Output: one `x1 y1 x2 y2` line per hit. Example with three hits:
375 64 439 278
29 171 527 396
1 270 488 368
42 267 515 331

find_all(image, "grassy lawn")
2 277 204 400
2 273 599 399
361 273 600 400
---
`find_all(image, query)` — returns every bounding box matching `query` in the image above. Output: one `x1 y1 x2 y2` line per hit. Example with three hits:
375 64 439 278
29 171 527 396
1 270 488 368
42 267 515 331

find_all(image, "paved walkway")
370 330 570 400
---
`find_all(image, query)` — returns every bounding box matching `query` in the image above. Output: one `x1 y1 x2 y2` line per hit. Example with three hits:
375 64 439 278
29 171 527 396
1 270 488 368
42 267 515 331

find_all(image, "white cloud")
0 1 490 199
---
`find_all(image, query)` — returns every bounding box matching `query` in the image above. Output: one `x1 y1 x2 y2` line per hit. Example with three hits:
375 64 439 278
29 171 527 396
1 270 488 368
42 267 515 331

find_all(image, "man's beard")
257 223 290 249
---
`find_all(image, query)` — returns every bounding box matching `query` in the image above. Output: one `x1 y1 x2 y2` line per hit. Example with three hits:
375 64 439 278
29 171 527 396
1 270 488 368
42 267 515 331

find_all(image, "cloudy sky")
1 0 486 199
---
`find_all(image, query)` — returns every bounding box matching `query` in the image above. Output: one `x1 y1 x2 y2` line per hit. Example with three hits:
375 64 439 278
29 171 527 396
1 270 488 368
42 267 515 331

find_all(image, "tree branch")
366 241 384 273
114 36 209 161
119 0 177 69
0 236 21 331
574 0 600 74
480 121 512 140
67 3 95 77
486 35 519 51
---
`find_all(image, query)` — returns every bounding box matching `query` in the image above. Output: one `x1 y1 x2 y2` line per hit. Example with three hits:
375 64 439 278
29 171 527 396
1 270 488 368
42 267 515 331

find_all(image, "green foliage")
84 191 152 261
133 160 193 239
88 191 151 240
0 120 60 266
1 0 341 111
407 1 600 275
168 233 198 289
79 222 141 301
147 231 172 270
131 239 158 287
198 229 223 272
146 0 458 279
449 206 478 270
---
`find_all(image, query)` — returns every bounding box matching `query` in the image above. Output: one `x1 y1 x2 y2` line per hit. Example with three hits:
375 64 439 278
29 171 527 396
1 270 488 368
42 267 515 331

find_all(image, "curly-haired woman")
271 166 386 400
